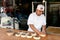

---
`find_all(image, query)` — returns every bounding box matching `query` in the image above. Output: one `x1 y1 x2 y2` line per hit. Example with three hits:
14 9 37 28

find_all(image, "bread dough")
40 34 46 37
27 34 32 38
31 33 37 36
33 36 40 40
7 32 13 36
15 32 20 37
7 30 13 36
21 34 27 37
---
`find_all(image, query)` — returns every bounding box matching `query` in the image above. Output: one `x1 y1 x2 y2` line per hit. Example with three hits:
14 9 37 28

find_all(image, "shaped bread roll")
7 30 13 36
27 34 32 38
31 33 37 36
33 36 40 40
15 32 20 37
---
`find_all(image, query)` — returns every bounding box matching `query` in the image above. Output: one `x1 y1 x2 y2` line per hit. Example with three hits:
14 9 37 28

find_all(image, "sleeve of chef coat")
27 14 34 25
42 16 46 25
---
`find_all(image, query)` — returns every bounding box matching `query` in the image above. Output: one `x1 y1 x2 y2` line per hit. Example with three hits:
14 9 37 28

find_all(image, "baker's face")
36 9 43 16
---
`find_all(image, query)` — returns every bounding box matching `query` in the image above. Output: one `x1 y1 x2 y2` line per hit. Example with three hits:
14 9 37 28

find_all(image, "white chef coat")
27 12 46 32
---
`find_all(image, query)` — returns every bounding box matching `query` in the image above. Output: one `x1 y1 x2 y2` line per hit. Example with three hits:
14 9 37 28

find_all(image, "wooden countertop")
0 28 60 40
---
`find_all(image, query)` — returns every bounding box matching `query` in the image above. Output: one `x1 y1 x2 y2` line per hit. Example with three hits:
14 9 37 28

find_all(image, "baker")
27 4 46 36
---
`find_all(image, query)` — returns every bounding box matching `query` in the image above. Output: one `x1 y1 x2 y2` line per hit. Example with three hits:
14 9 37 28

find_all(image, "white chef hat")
37 4 44 11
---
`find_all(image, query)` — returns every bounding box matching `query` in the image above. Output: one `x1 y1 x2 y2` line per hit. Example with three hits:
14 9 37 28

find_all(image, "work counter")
0 28 60 40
